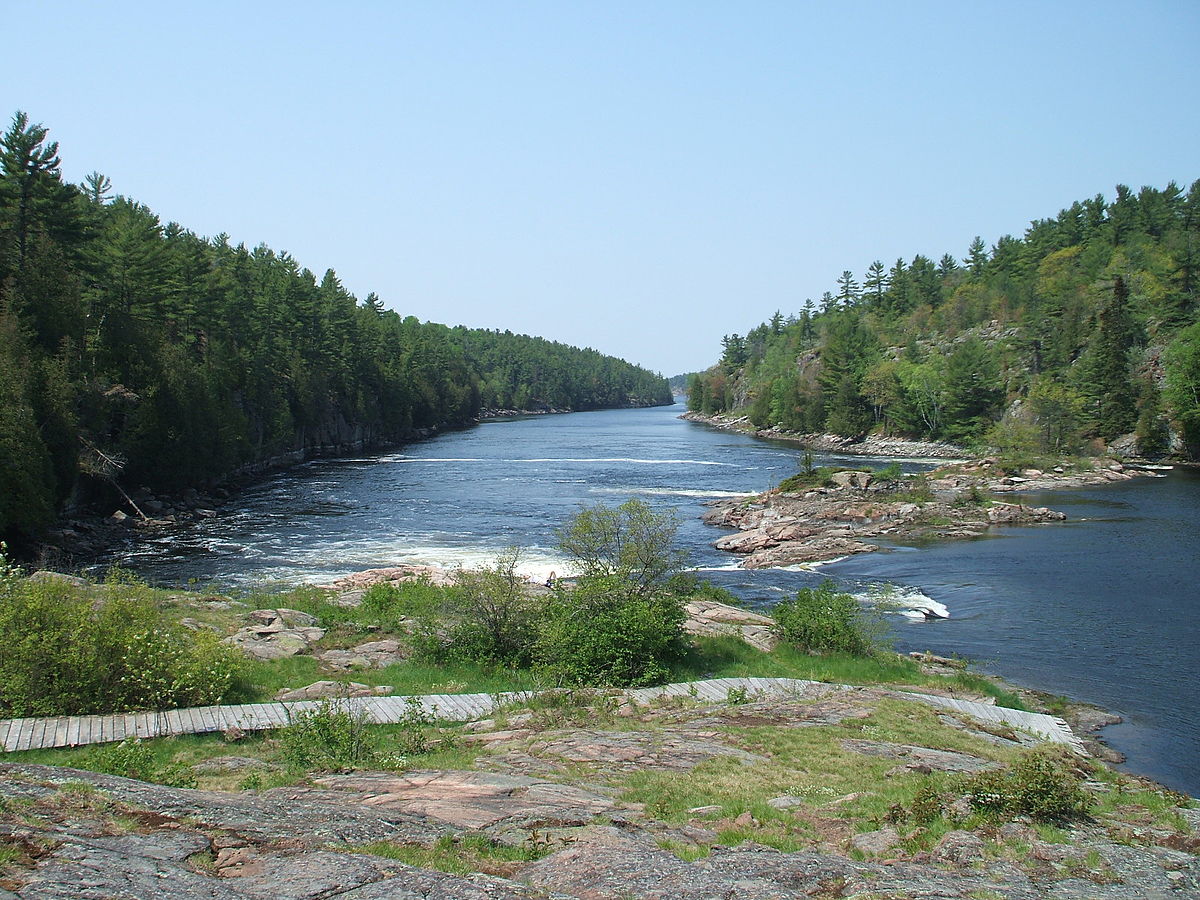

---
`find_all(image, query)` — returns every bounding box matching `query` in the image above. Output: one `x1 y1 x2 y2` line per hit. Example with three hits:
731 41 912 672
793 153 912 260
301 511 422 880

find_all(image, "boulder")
27 570 89 589
317 638 409 670
225 608 326 660
830 470 872 490
714 528 777 553
931 829 986 864
851 826 901 855
683 599 778 652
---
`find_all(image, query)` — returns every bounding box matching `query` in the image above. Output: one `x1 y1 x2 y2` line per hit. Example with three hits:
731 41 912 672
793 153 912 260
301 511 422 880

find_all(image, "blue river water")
104 401 1199 795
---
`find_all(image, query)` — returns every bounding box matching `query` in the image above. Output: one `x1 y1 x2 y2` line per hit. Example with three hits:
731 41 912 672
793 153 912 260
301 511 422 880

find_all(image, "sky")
4 1 1198 376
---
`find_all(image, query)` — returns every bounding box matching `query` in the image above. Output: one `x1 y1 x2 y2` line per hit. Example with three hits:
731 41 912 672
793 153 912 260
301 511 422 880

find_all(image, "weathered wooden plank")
48 717 68 748
693 682 728 702
437 695 474 720
191 706 214 734
68 716 91 747
5 719 29 752
7 720 26 751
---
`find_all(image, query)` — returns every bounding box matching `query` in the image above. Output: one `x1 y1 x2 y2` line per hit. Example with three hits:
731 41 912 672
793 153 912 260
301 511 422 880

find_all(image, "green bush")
0 571 248 716
534 577 688 687
361 578 446 622
280 701 381 771
778 467 838 493
84 737 197 788
443 549 538 666
772 580 877 656
555 499 688 596
873 462 903 482
962 747 1092 823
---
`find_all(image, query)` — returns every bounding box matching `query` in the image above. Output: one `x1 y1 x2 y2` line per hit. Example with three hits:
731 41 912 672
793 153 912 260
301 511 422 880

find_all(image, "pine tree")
1077 276 1137 440
836 270 859 307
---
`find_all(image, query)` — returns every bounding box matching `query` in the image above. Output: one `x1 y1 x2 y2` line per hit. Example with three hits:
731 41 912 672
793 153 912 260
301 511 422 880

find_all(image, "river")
102 401 1200 795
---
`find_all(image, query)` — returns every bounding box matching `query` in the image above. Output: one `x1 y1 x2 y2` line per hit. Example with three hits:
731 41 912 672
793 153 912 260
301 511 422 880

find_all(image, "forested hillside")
0 112 670 543
689 182 1200 460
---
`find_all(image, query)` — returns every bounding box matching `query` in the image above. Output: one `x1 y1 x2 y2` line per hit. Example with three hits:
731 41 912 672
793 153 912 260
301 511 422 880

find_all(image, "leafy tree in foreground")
538 500 690 686
555 499 688 597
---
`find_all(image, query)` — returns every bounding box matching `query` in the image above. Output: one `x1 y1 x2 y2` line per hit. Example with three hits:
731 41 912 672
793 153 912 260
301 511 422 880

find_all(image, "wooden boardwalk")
0 677 1083 754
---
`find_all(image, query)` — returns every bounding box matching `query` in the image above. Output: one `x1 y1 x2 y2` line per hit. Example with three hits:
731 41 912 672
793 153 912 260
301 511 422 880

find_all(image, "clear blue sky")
5 1 1197 376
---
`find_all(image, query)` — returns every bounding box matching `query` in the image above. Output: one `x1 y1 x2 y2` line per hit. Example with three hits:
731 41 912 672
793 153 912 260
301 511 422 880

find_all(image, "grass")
618 696 1022 853
237 654 544 701
672 636 1025 708
352 833 548 876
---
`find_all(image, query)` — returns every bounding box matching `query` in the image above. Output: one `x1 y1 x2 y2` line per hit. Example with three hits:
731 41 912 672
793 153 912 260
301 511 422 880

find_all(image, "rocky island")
701 457 1149 569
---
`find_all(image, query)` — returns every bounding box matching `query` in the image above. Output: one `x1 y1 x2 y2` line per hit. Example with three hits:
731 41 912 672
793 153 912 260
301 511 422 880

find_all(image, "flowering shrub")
0 572 248 716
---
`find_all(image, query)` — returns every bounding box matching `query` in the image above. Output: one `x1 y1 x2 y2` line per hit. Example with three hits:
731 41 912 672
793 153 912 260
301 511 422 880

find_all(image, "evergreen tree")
1077 276 1137 439
863 260 888 307
835 270 859 307
966 236 988 278
941 338 1003 443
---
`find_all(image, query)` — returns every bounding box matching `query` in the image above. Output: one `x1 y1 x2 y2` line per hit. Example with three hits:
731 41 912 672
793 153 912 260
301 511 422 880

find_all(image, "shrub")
556 499 688 596
778 466 839 493
85 737 198 788
280 701 380 771
534 577 687 687
444 549 538 666
772 580 878 656
961 747 1092 823
873 462 903 482
665 572 740 606
0 572 248 716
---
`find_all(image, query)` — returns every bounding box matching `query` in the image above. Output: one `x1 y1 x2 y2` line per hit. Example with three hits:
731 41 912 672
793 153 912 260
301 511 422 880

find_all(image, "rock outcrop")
702 472 1073 568
2 683 1196 899
224 608 326 660
682 599 777 652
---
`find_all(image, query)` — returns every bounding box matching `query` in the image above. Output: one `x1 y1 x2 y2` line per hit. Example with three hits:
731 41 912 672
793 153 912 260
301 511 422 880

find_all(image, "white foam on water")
384 457 487 463
519 457 739 466
591 487 751 499
778 556 850 571
855 583 950 620
691 563 745 573
1134 464 1174 470
381 456 738 467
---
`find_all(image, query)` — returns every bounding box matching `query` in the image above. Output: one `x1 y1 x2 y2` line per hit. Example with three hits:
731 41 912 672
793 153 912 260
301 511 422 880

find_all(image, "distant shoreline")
680 411 968 460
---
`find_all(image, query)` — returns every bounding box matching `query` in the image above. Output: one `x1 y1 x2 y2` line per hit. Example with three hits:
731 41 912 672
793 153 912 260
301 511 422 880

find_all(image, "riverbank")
2 567 1195 897
681 411 970 459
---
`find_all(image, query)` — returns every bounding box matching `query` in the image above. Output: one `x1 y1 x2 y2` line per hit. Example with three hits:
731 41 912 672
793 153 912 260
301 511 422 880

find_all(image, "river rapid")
102 401 1200 795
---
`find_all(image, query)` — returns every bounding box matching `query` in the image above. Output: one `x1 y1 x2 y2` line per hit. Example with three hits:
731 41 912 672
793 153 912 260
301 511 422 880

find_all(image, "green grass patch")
620 697 1019 851
352 833 547 876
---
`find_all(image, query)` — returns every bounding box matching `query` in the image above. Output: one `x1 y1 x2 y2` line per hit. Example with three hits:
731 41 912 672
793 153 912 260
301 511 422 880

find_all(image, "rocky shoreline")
681 411 970 459
700 457 1151 570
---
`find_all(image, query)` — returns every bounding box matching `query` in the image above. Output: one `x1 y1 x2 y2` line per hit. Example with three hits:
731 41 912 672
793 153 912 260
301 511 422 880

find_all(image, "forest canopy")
0 112 671 543
689 181 1200 460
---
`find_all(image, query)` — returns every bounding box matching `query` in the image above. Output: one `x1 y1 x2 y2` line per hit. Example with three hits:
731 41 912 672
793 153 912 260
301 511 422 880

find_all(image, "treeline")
689 181 1200 459
0 112 670 542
